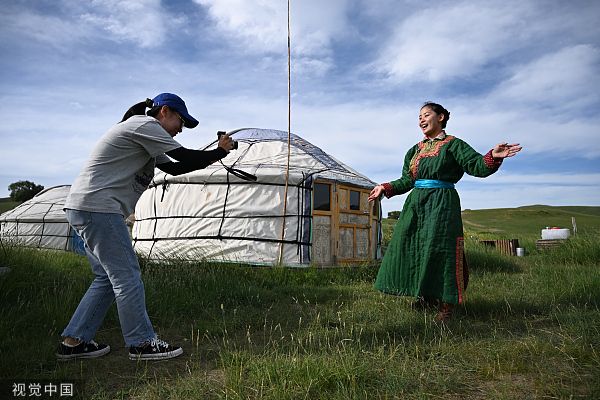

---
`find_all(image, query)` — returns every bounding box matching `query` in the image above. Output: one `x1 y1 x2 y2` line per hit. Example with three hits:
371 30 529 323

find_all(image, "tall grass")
1 230 599 399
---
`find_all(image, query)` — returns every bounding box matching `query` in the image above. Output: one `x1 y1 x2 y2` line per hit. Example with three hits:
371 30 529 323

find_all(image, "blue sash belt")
414 179 455 189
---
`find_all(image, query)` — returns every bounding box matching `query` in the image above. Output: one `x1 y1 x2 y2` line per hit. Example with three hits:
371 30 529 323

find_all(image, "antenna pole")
278 0 292 265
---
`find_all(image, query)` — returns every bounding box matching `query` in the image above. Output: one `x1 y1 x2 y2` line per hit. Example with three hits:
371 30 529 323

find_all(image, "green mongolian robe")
375 133 502 305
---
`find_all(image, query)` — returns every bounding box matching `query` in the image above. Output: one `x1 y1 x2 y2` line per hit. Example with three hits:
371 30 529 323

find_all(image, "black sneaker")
128 338 183 361
56 340 110 361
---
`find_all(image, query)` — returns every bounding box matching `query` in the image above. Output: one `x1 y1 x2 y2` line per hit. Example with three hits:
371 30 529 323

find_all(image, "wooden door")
312 180 380 265
335 185 373 264
312 181 334 265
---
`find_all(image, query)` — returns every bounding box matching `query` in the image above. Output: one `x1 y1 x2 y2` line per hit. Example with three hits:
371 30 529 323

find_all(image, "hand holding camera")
215 131 256 181
217 131 238 152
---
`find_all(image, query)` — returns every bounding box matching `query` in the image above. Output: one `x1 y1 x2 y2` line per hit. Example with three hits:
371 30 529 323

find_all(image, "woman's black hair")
146 105 163 118
422 102 450 128
120 98 154 122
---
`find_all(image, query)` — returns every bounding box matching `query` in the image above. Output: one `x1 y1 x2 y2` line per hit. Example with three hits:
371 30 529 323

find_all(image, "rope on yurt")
65 225 74 252
295 178 301 255
295 171 308 262
217 169 232 239
37 199 54 249
11 199 41 247
146 180 162 259
278 0 292 265
135 235 310 246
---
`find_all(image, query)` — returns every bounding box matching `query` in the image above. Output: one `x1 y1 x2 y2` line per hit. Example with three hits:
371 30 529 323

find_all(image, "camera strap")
220 161 257 181
216 135 257 181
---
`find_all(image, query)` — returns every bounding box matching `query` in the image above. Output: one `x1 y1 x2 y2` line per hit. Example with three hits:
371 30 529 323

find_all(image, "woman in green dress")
368 102 522 322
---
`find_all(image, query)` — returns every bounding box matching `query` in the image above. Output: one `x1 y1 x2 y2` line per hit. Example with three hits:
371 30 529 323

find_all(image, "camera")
217 131 238 150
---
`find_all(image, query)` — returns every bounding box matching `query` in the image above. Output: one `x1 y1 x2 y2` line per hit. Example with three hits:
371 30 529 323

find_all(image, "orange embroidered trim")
483 149 503 170
409 135 455 178
455 236 465 304
382 182 394 198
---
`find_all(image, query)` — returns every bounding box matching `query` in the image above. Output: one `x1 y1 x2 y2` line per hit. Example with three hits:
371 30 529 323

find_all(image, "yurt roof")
150 128 377 189
0 185 70 223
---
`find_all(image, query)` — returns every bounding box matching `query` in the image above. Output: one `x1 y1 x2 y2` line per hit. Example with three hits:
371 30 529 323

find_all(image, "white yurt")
132 128 382 266
0 185 85 254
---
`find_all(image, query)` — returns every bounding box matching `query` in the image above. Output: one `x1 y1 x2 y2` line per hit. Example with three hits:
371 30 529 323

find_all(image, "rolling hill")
461 205 600 239
382 205 600 245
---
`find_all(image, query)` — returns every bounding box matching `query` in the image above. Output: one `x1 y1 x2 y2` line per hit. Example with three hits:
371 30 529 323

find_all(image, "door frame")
312 180 380 265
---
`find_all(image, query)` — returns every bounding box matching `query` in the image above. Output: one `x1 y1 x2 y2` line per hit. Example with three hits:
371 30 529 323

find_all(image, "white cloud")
291 0 351 55
444 101 600 159
0 1 170 50
194 0 286 52
374 1 532 82
490 45 600 109
292 101 416 174
194 0 351 75
0 10 91 49
80 0 168 48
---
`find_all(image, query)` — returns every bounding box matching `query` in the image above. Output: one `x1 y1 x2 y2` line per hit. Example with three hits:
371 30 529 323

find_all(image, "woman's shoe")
435 302 454 323
412 296 438 310
56 340 110 361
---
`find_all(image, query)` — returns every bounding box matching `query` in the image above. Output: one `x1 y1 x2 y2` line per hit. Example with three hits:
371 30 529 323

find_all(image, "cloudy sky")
1 0 599 215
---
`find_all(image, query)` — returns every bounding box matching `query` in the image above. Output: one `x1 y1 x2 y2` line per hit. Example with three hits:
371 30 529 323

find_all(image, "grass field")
0 206 599 399
0 198 20 214
462 205 600 238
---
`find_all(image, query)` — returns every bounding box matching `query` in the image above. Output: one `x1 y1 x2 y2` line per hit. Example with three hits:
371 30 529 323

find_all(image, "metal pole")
278 0 292 265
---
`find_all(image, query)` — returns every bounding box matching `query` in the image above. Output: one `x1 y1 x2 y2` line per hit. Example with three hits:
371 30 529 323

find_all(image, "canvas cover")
132 128 379 265
0 185 84 254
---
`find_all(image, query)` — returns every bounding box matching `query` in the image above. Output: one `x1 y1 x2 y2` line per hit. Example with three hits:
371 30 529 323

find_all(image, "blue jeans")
62 209 155 347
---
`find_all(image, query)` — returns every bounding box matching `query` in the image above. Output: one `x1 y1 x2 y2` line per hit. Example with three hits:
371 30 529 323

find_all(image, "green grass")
0 208 599 399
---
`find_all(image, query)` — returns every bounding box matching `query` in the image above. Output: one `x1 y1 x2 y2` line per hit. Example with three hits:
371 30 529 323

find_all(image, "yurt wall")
132 128 382 267
0 185 85 254
132 171 313 265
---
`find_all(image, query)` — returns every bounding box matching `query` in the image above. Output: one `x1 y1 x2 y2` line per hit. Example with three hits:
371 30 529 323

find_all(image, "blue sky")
1 0 599 216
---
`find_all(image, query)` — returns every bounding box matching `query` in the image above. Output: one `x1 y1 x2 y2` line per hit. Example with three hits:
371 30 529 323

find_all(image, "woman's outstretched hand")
368 185 384 202
492 143 522 159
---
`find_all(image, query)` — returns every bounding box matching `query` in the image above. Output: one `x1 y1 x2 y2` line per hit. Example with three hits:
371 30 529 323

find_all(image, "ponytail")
120 98 154 122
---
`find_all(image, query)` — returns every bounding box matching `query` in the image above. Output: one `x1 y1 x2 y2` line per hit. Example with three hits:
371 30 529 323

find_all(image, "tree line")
6 180 44 202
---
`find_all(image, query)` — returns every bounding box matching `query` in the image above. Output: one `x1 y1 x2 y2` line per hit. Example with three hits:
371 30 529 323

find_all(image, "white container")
516 247 525 257
541 228 570 240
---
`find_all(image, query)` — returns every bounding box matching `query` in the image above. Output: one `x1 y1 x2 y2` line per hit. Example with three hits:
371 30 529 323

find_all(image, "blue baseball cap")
152 93 199 128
